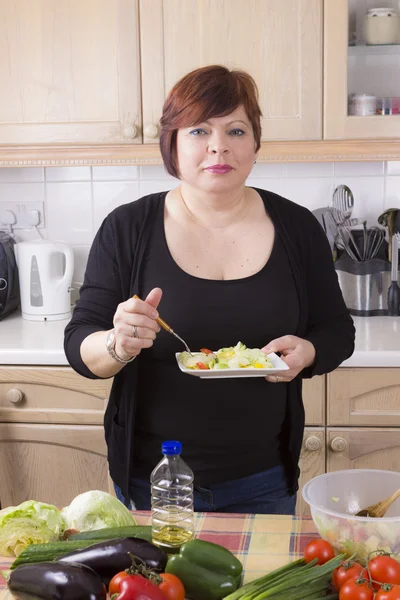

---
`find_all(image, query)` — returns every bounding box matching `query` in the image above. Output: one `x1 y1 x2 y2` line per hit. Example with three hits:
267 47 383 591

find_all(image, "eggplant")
58 536 168 584
8 561 106 600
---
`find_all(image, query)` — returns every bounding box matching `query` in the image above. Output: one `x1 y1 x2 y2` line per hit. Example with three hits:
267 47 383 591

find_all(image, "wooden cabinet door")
324 0 400 139
328 368 400 427
0 367 111 424
303 376 325 426
327 428 400 472
0 0 142 144
139 0 322 143
297 427 325 516
0 423 109 507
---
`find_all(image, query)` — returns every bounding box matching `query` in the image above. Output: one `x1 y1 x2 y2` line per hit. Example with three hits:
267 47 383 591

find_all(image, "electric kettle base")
22 310 72 322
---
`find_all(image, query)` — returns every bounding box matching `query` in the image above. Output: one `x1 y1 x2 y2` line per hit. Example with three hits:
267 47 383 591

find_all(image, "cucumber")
11 540 100 569
70 525 152 542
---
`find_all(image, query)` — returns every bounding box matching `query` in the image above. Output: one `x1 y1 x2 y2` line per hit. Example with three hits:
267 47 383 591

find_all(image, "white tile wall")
0 161 398 284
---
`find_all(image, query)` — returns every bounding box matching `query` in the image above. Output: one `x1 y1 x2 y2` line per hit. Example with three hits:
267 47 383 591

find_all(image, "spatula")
355 488 400 517
133 294 193 354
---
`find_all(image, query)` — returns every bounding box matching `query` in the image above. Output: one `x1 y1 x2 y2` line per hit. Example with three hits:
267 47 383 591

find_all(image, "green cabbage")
60 490 137 532
0 500 64 556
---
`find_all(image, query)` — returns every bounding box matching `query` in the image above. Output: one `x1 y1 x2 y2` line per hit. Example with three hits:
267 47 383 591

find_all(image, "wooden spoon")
355 488 400 518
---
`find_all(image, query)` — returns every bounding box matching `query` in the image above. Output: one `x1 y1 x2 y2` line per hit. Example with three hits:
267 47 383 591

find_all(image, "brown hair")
159 65 262 178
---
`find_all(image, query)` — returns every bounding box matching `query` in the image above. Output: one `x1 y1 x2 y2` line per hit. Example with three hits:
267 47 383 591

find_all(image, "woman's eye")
229 128 245 136
189 128 207 136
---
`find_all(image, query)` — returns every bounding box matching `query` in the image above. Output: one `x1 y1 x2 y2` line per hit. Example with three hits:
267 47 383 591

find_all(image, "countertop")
0 512 318 592
1 311 400 367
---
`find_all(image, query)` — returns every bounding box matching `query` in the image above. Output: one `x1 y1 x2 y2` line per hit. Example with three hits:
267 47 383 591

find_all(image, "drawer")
327 427 400 472
303 375 325 426
328 368 400 427
0 366 112 424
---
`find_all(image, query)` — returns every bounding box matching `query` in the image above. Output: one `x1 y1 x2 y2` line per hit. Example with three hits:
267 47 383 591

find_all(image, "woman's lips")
204 165 233 174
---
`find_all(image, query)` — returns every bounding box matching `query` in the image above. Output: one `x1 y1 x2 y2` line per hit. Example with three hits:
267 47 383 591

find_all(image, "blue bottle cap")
162 440 182 455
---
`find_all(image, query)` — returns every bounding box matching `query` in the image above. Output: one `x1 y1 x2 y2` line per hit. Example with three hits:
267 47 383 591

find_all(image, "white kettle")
15 240 74 321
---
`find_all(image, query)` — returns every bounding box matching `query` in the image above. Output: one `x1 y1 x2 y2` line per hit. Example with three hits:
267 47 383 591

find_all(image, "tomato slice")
196 361 209 370
200 348 213 354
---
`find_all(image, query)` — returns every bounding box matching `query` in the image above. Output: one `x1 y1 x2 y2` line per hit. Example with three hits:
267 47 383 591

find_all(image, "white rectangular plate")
175 352 289 379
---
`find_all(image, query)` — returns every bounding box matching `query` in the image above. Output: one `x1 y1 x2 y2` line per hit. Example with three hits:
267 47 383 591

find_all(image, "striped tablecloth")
0 512 318 597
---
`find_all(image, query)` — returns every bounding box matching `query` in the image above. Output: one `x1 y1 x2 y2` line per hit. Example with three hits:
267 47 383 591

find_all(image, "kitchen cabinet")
297 427 325 516
327 428 400 472
0 0 142 145
328 368 400 427
139 0 322 143
303 376 325 426
324 0 400 139
0 367 112 507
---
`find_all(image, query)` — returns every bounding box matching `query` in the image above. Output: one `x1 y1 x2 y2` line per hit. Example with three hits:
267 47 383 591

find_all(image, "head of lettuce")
0 500 64 556
60 490 137 532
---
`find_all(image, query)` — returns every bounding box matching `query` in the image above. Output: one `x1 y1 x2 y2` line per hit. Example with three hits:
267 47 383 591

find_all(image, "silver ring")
276 375 279 383
132 325 139 338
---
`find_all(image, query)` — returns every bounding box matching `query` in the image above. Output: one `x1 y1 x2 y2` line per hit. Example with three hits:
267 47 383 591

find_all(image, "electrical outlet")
0 202 45 229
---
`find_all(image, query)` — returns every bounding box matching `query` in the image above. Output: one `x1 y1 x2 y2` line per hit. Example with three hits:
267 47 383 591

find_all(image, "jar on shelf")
364 8 400 45
348 93 377 116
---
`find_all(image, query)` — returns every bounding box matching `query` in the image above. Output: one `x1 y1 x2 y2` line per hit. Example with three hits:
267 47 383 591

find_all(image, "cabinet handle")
144 124 159 139
6 388 24 404
123 124 138 139
305 435 322 452
330 436 347 453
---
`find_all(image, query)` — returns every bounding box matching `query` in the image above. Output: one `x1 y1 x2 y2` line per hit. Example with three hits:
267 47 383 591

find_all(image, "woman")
64 65 355 514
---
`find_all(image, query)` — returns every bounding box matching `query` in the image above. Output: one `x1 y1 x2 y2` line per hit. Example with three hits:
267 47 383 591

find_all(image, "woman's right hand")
113 288 163 361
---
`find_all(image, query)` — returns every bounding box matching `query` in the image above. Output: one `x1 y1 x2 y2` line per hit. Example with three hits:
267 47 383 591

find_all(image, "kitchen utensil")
312 207 336 252
378 208 399 262
332 185 354 224
14 240 74 321
133 294 192 354
337 226 362 261
302 469 400 562
388 233 400 316
355 488 400 518
365 226 385 260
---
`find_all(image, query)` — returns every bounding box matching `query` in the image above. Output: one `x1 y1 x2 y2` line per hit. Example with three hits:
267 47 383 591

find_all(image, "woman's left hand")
262 335 316 383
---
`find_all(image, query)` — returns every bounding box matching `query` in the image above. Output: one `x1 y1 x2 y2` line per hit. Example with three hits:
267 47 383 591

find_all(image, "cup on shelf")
364 8 400 45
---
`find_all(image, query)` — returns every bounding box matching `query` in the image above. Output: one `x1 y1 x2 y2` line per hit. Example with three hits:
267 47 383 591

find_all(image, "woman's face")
176 105 257 193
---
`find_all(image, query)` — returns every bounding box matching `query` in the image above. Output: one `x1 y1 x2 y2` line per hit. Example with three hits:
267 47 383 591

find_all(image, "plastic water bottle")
151 440 194 552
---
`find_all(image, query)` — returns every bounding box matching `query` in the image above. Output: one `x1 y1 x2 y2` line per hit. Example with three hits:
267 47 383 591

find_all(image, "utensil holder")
335 257 395 316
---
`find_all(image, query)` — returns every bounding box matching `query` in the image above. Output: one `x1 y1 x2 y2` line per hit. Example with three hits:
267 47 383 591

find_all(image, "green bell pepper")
165 538 243 600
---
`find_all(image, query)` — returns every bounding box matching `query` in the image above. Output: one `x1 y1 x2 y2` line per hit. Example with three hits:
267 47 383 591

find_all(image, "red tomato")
376 584 400 600
158 573 185 600
196 362 209 370
109 570 129 595
304 539 335 566
339 579 374 600
118 574 168 600
368 555 400 591
333 561 364 592
200 348 213 354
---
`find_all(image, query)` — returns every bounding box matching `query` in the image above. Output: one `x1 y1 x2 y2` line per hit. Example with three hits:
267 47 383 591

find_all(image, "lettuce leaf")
0 501 63 556
60 490 137 532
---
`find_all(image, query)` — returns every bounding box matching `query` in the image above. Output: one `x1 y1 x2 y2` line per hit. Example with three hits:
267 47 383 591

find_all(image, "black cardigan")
64 189 355 503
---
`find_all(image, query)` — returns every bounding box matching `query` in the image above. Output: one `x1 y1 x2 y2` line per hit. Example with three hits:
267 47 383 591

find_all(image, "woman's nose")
207 133 229 154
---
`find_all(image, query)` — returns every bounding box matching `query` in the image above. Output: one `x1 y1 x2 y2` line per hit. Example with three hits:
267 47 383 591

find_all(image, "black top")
64 189 355 504
133 198 299 485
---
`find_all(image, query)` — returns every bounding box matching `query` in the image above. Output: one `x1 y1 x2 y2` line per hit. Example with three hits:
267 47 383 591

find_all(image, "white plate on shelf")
175 352 289 379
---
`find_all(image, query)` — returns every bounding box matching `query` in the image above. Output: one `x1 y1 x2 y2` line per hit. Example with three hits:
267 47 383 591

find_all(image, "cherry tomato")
304 538 335 566
339 579 374 600
118 574 168 600
109 570 129 595
333 561 364 592
158 573 185 600
368 555 400 592
200 348 213 354
376 584 400 600
196 362 209 370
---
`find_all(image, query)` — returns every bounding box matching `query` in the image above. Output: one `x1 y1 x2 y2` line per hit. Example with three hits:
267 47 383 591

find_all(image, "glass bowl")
302 469 400 562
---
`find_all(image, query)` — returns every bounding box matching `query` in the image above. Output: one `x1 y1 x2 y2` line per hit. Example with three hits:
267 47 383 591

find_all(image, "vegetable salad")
314 508 400 562
179 341 274 370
